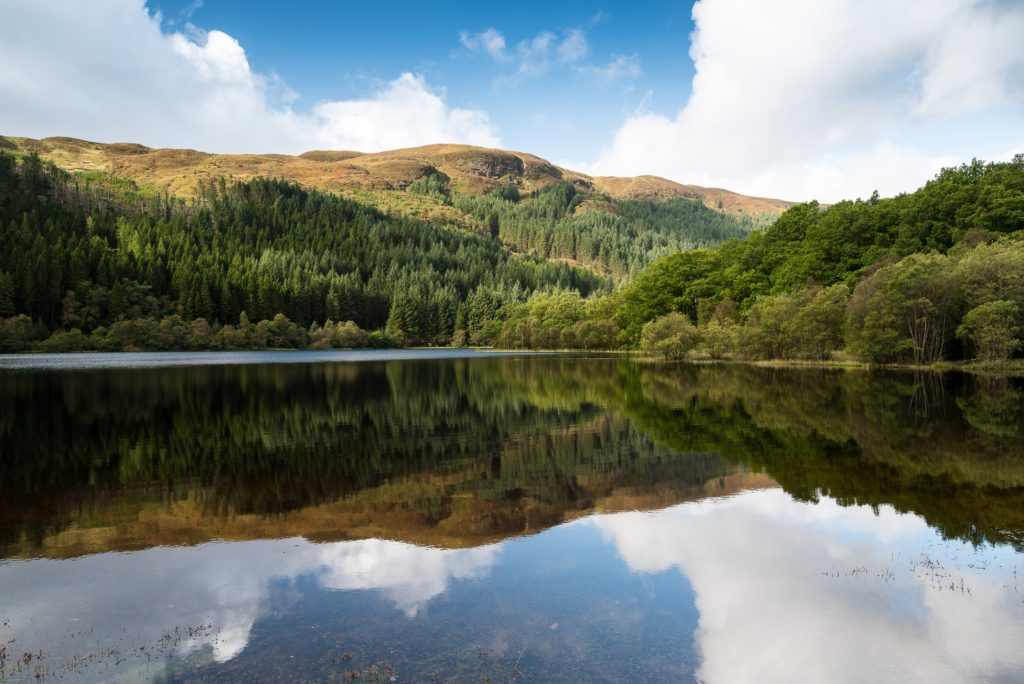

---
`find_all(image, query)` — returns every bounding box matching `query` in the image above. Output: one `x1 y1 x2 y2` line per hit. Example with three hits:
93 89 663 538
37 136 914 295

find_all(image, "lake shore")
3 345 1024 377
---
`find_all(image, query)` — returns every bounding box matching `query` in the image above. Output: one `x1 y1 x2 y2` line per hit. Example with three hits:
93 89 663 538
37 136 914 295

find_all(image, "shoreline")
2 346 1022 377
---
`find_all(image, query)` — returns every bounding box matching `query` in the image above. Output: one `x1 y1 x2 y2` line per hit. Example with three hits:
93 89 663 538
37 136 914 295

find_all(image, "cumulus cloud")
594 489 1024 684
589 0 1024 202
0 536 501 679
0 0 500 153
311 73 499 151
317 538 499 616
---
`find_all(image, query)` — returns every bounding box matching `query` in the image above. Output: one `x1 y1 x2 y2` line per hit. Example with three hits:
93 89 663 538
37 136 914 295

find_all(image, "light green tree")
641 313 699 361
957 300 1022 361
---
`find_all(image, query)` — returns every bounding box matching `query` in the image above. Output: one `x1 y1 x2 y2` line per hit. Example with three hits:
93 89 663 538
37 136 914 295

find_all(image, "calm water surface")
1 351 1023 682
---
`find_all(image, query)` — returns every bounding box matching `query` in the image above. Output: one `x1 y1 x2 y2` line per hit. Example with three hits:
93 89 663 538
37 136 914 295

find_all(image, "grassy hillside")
0 135 792 223
1 135 780 283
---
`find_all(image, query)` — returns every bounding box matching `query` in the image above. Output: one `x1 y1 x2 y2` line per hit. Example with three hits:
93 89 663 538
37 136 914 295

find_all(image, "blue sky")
149 0 696 162
1 0 1023 201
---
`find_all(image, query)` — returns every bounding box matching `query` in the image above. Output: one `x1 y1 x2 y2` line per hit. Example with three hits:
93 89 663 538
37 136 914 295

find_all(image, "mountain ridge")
0 134 795 220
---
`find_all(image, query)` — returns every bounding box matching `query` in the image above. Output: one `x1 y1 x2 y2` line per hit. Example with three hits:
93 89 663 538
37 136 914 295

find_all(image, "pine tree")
0 272 14 317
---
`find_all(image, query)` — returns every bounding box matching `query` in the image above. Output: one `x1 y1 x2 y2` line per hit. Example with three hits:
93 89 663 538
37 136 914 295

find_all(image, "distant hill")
0 135 794 222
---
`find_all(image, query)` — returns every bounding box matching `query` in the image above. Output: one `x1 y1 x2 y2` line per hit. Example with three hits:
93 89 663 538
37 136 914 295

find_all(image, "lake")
1 351 1023 682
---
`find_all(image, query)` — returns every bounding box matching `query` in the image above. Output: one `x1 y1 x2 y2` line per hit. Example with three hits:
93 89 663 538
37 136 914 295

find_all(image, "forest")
0 150 763 352
1 149 1023 364
0 151 607 350
621 156 1024 365
447 177 760 278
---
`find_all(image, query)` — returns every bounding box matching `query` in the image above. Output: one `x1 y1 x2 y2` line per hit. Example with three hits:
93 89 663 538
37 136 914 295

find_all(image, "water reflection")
1 354 1023 681
0 357 753 557
1 537 500 680
595 490 1024 684
2 491 1021 682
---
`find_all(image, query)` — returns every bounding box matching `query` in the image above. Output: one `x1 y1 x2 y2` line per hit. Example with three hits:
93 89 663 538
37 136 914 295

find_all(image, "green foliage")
618 156 1024 346
491 290 621 350
0 314 38 352
8 147 1024 361
617 156 1024 363
954 240 1024 314
454 181 753 281
407 173 450 203
618 246 739 342
0 272 14 317
699 320 740 359
492 183 520 203
846 253 960 364
311 320 370 349
0 152 606 346
641 313 698 360
958 301 1022 361
740 284 849 360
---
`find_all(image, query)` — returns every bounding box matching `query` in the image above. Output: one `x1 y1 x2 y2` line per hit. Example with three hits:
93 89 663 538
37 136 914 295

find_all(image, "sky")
1 0 1023 202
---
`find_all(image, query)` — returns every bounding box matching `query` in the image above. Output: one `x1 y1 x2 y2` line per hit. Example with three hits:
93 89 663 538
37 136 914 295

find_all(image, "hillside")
591 175 795 216
0 135 794 222
0 136 776 281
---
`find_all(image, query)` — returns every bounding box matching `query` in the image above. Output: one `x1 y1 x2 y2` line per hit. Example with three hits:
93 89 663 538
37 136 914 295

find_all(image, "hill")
0 135 779 281
0 135 794 221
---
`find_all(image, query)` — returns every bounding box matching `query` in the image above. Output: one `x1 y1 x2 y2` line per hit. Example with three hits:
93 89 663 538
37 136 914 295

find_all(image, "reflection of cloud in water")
0 537 499 679
593 489 1024 684
317 539 498 616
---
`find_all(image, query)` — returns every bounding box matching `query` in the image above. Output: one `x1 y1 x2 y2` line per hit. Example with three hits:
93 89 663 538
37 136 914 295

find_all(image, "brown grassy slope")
592 175 796 216
1 134 794 218
10 472 777 559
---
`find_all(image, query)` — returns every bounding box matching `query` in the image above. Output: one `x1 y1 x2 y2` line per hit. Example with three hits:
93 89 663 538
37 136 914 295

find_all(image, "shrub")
0 314 36 352
700 320 740 359
641 313 698 360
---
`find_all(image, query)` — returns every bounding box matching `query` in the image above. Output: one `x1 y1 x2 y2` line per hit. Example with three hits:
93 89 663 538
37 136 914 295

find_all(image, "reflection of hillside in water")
3 490 1022 683
0 358 764 558
2 356 1023 559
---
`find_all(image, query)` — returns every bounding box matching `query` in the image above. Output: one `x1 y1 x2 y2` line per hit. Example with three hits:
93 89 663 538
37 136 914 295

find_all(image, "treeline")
451 180 757 279
624 156 1024 364
0 311 379 353
0 152 609 350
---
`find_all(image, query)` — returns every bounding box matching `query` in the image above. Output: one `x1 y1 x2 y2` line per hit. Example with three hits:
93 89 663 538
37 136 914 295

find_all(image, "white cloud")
312 73 499 152
460 25 590 82
0 0 500 153
459 27 508 62
588 0 1024 202
594 489 1024 684
557 28 589 63
316 538 499 616
0 536 500 679
575 54 643 82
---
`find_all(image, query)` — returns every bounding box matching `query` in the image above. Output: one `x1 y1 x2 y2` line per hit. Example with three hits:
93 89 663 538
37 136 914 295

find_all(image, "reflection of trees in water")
0 358 743 555
2 358 1023 555
957 376 1024 438
620 363 1024 550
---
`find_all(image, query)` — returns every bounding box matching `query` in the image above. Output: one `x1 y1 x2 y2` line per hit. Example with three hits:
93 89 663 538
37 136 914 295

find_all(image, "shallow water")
1 353 1022 682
